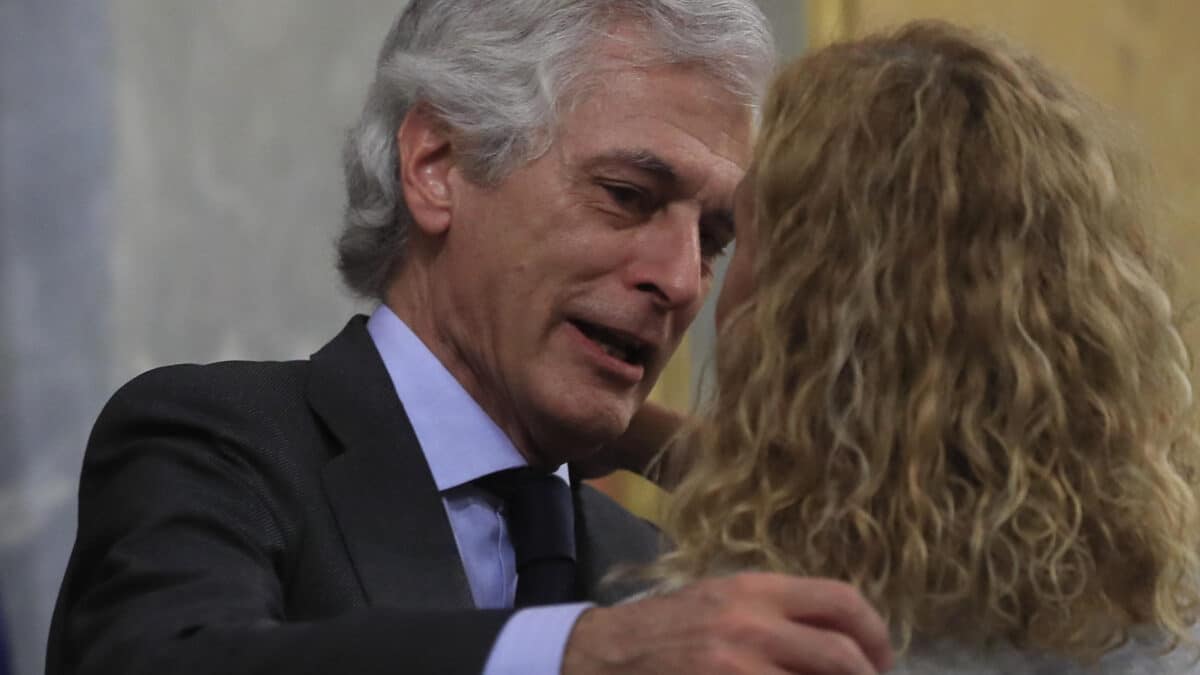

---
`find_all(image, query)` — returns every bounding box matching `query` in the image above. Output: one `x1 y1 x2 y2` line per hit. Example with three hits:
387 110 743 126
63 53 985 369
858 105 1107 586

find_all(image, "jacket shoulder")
95 360 311 438
575 481 664 604
577 482 661 551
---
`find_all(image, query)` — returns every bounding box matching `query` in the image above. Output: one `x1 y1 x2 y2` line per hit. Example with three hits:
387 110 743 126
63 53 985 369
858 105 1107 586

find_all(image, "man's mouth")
569 319 651 367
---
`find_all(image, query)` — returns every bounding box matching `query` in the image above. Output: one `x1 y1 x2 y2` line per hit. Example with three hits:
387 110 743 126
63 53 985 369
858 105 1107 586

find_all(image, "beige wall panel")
810 0 1200 313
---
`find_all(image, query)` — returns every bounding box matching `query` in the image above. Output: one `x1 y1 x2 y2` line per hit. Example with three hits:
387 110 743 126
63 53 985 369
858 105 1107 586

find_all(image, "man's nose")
626 205 704 310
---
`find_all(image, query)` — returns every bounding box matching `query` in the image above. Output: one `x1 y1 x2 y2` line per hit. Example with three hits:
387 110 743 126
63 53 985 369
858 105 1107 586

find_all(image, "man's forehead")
563 55 751 148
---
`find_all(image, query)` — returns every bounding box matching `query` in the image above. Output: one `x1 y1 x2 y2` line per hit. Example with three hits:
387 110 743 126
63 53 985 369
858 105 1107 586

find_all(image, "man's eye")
601 183 651 212
701 232 732 260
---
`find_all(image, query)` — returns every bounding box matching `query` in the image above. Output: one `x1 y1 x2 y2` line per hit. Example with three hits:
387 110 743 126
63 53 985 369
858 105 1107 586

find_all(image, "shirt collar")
366 305 569 491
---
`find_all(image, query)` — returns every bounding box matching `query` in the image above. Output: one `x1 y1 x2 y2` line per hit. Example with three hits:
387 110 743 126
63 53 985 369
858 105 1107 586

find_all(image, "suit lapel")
573 481 664 605
309 316 474 610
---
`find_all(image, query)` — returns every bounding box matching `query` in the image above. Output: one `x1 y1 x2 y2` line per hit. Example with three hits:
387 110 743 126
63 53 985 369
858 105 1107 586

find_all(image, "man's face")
432 56 751 465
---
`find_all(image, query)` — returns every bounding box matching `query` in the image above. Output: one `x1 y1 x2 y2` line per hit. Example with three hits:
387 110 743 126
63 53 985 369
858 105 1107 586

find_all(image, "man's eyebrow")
588 149 737 228
588 149 679 184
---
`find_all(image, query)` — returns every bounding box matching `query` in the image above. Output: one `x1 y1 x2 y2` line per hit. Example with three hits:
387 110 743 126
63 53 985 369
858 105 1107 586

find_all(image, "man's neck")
382 274 549 468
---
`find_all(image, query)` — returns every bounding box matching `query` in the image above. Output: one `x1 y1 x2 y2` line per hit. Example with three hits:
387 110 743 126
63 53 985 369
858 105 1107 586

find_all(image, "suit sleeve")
47 368 513 675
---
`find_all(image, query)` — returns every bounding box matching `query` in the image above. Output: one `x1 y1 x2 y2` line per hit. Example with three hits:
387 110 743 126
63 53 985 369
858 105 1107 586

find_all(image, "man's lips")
566 318 658 384
568 318 659 364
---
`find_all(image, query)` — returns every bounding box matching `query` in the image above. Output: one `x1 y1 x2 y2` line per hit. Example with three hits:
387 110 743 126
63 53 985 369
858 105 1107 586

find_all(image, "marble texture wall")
1 2 114 673
109 0 388 379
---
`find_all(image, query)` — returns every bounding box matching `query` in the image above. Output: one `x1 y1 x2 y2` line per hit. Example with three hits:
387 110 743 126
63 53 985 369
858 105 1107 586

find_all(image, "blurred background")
1 1 1196 674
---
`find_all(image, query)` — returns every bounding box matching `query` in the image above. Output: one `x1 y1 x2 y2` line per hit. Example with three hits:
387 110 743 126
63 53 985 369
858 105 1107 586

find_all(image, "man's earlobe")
396 105 455 236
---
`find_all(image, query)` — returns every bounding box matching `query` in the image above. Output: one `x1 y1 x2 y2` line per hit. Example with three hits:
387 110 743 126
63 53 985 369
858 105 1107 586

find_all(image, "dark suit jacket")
47 316 661 675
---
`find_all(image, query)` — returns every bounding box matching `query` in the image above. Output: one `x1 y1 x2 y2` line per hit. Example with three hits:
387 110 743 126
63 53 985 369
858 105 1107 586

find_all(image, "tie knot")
476 467 563 502
476 468 576 563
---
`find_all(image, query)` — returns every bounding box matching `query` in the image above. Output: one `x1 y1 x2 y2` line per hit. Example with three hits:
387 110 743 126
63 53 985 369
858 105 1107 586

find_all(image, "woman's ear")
396 105 455 236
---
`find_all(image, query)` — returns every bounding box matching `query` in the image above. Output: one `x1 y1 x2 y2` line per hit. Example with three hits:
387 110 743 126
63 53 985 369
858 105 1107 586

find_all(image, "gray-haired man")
48 2 892 673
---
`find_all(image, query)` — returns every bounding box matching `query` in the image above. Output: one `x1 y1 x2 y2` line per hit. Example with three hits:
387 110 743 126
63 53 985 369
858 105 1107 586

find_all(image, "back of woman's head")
656 20 1200 659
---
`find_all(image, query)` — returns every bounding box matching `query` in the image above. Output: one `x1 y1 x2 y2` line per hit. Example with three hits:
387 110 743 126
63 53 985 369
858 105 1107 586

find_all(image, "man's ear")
396 105 455 236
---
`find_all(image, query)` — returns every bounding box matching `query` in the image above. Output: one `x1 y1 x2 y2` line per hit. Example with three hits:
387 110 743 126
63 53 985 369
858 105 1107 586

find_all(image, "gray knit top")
893 632 1200 674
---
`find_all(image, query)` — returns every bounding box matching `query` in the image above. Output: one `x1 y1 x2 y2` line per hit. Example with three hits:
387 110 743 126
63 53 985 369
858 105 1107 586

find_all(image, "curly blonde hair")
653 20 1200 660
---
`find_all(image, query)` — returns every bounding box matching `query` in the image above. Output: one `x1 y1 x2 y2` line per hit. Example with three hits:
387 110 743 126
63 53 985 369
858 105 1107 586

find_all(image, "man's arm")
564 574 895 675
52 371 893 675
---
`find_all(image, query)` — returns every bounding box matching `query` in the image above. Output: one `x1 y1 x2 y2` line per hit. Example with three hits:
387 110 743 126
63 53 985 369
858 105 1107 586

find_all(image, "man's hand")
562 572 894 675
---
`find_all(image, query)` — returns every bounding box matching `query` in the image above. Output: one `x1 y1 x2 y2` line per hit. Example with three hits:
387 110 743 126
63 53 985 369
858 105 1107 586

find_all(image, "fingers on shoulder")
699 572 867 610
724 603 879 674
693 640 793 675
698 573 893 672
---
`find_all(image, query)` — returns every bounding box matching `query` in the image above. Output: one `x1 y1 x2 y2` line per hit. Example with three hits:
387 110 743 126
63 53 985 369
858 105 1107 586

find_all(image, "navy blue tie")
478 468 577 607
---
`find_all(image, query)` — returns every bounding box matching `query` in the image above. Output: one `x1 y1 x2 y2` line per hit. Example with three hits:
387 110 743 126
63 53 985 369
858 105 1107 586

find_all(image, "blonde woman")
611 20 1200 674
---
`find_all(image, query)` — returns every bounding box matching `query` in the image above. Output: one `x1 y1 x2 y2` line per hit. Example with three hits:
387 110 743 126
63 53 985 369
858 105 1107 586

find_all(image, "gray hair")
337 0 776 299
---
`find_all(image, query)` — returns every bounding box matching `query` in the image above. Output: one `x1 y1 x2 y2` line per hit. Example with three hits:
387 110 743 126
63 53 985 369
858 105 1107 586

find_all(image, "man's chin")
530 400 634 466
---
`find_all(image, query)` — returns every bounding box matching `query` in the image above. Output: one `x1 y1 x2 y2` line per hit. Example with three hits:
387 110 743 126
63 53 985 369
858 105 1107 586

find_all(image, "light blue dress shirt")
367 306 590 674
